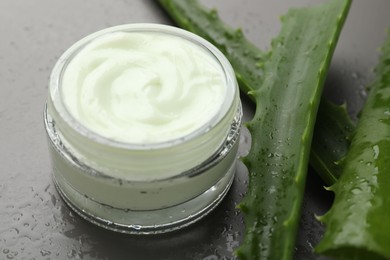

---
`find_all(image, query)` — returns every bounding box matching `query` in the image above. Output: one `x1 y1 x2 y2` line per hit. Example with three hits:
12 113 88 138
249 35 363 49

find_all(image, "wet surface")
1 0 389 259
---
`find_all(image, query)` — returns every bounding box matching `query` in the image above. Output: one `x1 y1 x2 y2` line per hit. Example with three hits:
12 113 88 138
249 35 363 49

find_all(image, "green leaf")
315 30 390 260
235 1 351 258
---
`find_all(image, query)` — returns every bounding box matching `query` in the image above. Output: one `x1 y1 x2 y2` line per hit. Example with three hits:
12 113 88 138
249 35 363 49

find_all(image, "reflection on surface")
54 162 247 260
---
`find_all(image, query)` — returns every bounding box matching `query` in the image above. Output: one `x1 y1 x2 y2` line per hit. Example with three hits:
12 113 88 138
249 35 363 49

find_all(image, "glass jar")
44 24 242 234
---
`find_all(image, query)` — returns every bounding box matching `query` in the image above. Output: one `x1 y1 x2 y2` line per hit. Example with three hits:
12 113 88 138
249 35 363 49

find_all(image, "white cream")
62 32 226 144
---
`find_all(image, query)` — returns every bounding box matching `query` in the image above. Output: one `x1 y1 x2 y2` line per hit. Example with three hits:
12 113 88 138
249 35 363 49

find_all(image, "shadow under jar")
44 24 242 234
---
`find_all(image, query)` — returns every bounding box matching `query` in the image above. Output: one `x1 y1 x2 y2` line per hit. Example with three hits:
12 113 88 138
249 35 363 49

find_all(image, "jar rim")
49 23 238 150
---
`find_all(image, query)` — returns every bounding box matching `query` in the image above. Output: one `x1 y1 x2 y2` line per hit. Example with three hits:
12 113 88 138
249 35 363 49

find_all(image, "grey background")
1 0 389 259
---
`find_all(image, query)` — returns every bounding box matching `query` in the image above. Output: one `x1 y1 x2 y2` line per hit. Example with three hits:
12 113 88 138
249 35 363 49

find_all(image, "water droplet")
67 249 76 258
351 187 362 195
359 88 367 98
268 186 276 194
373 145 380 160
306 239 314 249
40 249 51 257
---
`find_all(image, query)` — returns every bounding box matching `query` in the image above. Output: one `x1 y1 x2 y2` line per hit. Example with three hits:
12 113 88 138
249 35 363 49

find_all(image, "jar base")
53 164 236 234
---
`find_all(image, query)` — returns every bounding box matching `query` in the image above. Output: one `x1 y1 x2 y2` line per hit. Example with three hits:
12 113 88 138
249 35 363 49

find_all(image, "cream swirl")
61 31 226 144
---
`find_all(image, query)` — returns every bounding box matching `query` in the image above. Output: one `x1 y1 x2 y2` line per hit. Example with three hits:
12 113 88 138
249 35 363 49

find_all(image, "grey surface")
0 0 389 259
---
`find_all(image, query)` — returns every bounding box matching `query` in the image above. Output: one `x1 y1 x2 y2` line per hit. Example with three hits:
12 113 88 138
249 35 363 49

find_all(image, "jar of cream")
44 24 242 234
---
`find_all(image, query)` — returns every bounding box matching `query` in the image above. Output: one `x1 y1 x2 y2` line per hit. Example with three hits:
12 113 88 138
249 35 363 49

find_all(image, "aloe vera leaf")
157 0 354 186
310 100 356 185
236 1 351 258
315 31 390 260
